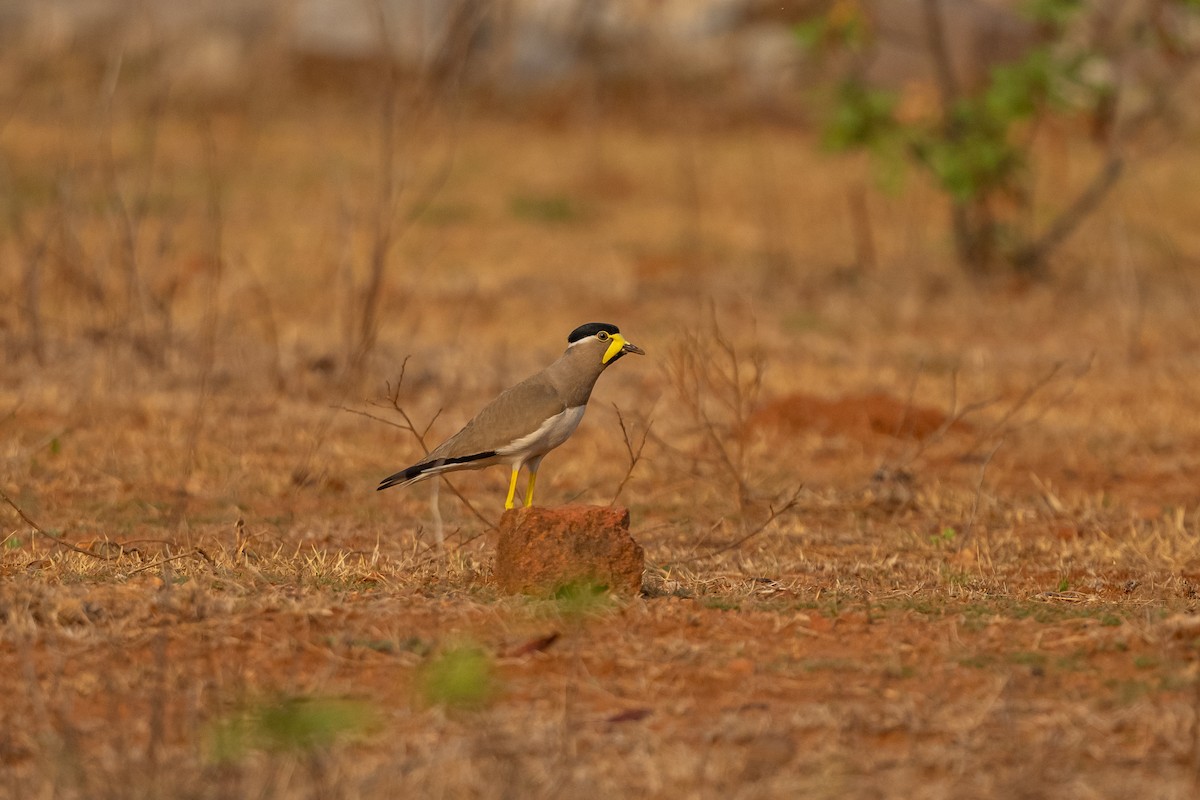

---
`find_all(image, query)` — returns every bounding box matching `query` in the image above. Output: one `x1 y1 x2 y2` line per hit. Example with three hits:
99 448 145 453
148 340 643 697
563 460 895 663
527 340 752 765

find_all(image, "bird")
377 322 645 509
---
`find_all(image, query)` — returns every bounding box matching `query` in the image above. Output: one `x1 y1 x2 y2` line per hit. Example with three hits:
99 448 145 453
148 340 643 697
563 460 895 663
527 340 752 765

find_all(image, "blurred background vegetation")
1 0 1198 382
5 8 1200 796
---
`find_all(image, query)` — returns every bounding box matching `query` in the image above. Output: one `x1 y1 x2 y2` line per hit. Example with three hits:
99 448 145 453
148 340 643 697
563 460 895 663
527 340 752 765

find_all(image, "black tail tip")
377 474 406 491
377 464 424 491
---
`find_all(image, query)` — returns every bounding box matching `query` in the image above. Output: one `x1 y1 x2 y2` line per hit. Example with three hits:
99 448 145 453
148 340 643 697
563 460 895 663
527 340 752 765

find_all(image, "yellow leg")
524 470 538 508
504 467 520 510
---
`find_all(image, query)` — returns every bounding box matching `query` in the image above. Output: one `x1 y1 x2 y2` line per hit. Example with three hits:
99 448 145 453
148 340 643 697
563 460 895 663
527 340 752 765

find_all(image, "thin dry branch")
351 356 498 533
342 403 496 534
0 488 112 560
878 356 1091 507
609 404 653 506
348 0 470 370
127 549 200 576
662 321 764 509
97 50 170 346
381 359 444 444
961 356 1092 459
885 366 1000 472
672 485 805 565
962 436 1006 544
170 123 227 537
0 149 58 363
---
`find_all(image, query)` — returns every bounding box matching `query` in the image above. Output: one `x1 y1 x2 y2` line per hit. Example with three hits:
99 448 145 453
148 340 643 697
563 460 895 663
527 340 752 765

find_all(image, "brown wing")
429 375 566 461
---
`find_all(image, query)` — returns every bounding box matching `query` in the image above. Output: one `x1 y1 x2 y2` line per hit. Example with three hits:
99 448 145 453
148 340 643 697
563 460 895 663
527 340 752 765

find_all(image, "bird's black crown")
567 322 620 343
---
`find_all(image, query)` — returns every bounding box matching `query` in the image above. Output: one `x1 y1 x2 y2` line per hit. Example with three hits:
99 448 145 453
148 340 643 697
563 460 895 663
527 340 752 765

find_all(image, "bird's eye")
596 331 610 341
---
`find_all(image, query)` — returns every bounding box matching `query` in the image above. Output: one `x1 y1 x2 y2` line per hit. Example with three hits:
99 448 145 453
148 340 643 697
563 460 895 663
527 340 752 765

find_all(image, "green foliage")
918 120 1018 202
1023 0 1084 28
1133 654 1159 670
792 18 827 50
802 0 1169 273
419 642 497 710
551 579 615 619
510 193 580 224
822 81 899 152
210 696 377 762
822 81 908 190
985 47 1070 118
929 526 958 547
701 596 741 611
793 9 868 52
885 44 1079 204
820 46 1079 205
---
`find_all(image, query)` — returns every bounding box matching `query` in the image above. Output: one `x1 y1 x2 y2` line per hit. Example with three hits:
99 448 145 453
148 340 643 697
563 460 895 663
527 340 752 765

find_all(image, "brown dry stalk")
346 357 497 535
961 355 1093 460
127 549 198 576
885 354 1093 482
673 485 805 565
170 123 227 536
609 404 652 506
962 437 1006 546
0 488 111 560
661 317 764 510
348 6 465 369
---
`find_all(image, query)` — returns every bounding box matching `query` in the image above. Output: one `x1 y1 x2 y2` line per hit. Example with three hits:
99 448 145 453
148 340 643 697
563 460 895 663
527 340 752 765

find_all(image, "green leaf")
793 8 868 52
793 18 828 51
209 696 377 763
986 49 1056 120
419 643 497 710
822 80 899 152
1023 0 1084 28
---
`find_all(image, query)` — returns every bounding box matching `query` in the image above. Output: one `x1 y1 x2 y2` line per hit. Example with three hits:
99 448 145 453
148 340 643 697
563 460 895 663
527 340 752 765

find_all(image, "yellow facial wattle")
602 333 626 364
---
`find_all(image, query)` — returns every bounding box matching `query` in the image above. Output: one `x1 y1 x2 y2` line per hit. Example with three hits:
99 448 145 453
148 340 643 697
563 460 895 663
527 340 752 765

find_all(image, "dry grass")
4 55 1200 798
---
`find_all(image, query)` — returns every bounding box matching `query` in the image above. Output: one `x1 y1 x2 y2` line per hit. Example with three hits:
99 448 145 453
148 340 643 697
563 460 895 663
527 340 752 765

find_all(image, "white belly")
500 405 587 463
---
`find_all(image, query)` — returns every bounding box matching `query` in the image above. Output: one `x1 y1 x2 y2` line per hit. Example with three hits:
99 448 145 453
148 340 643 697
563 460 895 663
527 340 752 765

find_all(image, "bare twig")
127 549 200 576
962 437 1006 544
348 1 469 371
98 49 170 349
880 356 1090 500
171 122 226 536
353 1 402 365
609 404 653 506
0 149 58 363
672 485 804 565
893 359 926 440
884 366 1000 474
662 320 764 510
379 358 443 445
961 357 1092 459
0 488 112 560
352 356 498 534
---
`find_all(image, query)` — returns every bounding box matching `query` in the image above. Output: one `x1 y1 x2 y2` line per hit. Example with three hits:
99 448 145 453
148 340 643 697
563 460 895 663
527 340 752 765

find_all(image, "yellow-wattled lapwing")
378 323 645 509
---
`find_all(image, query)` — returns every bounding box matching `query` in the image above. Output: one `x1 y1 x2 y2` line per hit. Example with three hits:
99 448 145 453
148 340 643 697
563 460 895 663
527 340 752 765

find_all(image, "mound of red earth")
495 506 644 596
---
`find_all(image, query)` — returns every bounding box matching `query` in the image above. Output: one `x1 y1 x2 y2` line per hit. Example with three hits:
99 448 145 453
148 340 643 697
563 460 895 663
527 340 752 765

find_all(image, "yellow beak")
602 333 646 364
